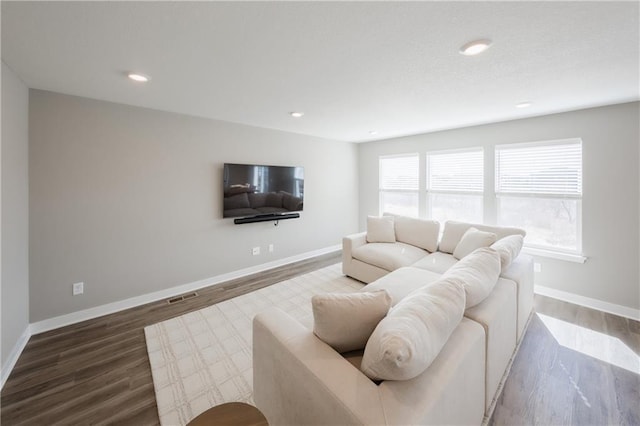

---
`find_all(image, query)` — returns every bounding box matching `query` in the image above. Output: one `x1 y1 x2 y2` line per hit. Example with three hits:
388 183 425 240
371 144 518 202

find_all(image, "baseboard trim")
1 325 31 390
30 245 341 335
534 285 640 321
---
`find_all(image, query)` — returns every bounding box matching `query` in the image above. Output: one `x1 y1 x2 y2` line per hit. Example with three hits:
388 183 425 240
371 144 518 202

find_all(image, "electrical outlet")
534 263 542 273
72 282 84 296
252 246 260 256
269 244 274 253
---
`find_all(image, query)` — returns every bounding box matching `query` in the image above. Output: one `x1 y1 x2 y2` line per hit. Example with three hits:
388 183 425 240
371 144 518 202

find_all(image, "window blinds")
379 154 419 190
496 139 582 197
427 149 483 192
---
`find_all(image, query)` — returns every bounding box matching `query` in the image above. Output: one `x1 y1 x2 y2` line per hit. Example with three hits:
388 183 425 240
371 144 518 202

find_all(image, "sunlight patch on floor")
538 313 640 375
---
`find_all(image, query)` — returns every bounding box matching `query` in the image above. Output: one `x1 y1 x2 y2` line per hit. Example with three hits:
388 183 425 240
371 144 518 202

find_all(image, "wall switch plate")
268 244 274 253
534 263 542 273
73 282 84 295
252 246 260 256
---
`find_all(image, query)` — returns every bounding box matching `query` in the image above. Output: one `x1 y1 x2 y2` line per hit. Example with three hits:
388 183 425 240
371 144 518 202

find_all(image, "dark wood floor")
1 253 341 426
2 253 639 425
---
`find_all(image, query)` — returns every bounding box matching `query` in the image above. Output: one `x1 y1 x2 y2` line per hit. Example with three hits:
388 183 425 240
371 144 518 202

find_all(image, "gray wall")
29 90 359 322
1 62 30 366
359 102 640 311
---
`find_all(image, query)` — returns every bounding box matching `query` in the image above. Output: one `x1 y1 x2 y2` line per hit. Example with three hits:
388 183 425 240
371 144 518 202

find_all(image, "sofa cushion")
366 216 396 243
411 251 459 274
312 290 391 353
352 242 427 272
491 235 524 270
361 278 466 381
439 221 526 254
442 247 501 308
392 215 440 253
360 267 442 306
453 227 497 260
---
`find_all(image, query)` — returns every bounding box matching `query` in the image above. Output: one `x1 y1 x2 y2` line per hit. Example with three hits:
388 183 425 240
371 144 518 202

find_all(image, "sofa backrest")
383 213 440 252
439 220 526 254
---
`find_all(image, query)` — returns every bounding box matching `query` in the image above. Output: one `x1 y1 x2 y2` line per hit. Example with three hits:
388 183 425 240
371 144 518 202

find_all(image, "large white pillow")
442 247 501 308
360 278 466 381
312 290 391 353
439 220 526 254
393 215 440 252
366 216 396 243
491 235 524 270
453 227 497 260
438 221 470 254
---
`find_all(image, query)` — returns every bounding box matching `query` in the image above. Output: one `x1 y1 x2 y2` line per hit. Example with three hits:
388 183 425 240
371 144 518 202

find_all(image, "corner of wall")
0 325 31 389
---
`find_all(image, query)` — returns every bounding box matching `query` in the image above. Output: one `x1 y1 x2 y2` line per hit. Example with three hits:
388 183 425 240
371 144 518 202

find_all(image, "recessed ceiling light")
127 73 150 82
369 130 378 136
516 101 532 108
290 112 304 118
459 39 492 56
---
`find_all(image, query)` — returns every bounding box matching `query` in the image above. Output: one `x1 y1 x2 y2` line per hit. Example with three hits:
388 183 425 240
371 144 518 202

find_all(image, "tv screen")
223 163 304 218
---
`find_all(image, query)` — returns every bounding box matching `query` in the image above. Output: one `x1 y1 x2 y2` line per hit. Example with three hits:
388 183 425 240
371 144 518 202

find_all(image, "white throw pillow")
438 221 470 254
312 290 391 353
491 235 524 270
453 227 497 260
360 278 466 381
366 216 396 243
443 247 501 308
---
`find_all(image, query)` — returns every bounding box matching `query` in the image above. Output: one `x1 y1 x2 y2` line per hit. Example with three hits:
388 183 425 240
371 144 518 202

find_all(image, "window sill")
522 247 587 263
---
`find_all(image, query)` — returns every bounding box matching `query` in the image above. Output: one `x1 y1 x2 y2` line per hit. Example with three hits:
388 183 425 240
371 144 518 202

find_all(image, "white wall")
29 90 359 322
359 102 639 312
1 62 30 372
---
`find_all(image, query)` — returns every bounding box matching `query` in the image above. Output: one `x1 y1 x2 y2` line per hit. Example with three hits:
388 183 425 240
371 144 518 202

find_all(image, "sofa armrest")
501 253 535 340
342 232 367 272
343 232 367 253
253 308 385 425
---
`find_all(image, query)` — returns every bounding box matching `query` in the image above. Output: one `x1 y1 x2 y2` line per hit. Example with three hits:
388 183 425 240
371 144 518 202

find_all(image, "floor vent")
167 292 199 304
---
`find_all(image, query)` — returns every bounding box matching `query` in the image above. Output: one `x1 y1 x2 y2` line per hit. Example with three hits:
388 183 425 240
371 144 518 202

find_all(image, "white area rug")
144 263 363 426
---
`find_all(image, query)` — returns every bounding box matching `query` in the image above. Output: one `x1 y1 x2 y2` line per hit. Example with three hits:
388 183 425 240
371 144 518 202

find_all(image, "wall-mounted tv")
223 163 304 219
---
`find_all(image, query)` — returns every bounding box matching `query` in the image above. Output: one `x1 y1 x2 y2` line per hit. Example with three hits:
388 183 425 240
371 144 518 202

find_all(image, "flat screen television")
223 163 304 218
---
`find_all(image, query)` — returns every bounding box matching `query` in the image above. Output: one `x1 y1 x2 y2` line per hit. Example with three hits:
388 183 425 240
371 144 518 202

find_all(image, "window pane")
428 193 483 224
498 196 579 252
380 191 419 217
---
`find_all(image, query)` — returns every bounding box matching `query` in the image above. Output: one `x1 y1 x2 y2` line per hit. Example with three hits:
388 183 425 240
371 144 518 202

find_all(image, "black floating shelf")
234 213 300 225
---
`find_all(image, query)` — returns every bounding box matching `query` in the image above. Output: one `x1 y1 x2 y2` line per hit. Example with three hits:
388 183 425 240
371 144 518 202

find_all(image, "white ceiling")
2 1 638 143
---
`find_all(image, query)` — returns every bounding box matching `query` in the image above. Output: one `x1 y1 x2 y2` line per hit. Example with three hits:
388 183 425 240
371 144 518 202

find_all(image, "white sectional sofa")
253 216 534 425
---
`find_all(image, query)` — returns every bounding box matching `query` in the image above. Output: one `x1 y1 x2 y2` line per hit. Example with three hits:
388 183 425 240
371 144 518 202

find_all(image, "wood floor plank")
2 252 639 426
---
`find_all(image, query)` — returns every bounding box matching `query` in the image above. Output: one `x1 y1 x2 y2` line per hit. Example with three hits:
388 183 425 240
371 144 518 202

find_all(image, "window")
426 148 484 224
379 154 419 217
496 139 582 253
